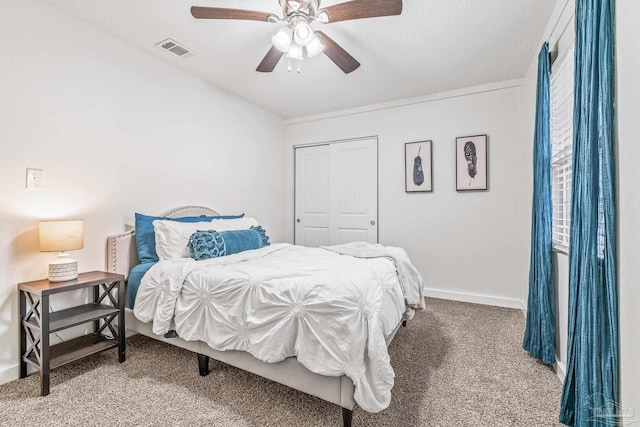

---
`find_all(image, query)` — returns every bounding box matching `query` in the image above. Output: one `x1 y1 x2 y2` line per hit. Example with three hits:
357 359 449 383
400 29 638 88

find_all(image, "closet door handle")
370 220 376 226
296 219 301 223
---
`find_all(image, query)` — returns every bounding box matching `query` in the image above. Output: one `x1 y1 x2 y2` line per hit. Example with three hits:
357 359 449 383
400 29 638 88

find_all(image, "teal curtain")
523 43 555 366
559 0 618 425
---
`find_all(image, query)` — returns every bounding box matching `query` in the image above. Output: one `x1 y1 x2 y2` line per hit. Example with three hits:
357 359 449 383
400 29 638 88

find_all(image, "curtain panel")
559 0 618 425
523 42 556 366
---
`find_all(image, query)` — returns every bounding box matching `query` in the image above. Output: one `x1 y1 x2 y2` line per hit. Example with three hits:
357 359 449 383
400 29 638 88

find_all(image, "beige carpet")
0 298 562 426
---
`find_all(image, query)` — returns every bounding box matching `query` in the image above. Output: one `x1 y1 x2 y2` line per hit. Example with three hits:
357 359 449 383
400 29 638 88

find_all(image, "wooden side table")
18 271 125 396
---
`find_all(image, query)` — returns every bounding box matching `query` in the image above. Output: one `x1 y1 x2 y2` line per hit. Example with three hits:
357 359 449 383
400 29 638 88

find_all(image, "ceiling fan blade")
320 0 402 23
191 6 274 22
256 46 285 72
316 31 360 74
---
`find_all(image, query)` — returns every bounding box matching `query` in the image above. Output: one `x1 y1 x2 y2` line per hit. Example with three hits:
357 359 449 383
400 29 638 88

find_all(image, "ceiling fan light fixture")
306 35 324 58
191 0 402 74
293 21 314 46
272 27 293 52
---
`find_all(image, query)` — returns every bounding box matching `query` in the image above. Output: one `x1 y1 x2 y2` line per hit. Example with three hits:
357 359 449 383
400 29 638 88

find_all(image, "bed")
107 206 424 426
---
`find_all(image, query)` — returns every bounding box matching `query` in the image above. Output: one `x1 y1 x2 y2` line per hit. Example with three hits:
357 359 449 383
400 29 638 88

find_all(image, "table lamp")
39 220 84 282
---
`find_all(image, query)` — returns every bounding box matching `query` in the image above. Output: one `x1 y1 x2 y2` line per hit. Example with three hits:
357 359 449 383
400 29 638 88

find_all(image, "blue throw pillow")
134 212 244 263
188 226 269 261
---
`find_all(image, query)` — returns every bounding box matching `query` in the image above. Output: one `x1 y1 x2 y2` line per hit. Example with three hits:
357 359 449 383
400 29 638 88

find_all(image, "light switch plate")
26 168 43 189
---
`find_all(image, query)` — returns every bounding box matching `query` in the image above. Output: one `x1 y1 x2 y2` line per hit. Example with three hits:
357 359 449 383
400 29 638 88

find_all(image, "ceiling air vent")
156 38 194 59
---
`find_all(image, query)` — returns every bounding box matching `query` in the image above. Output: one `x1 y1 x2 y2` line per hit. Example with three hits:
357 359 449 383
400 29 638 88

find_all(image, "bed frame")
107 206 407 427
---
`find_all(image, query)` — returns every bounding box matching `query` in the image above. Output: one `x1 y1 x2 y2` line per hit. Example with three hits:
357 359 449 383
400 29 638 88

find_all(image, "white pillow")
153 217 259 261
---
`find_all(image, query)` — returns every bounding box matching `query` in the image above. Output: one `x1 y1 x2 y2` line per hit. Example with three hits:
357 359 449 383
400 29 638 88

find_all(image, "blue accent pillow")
188 226 269 261
127 262 156 308
134 212 245 263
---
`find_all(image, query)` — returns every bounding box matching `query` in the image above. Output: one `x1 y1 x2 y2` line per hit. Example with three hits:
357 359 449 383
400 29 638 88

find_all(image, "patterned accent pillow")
187 226 269 261
188 230 226 260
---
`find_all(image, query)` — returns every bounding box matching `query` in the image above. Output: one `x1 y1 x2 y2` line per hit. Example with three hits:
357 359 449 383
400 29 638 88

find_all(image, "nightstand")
18 271 125 396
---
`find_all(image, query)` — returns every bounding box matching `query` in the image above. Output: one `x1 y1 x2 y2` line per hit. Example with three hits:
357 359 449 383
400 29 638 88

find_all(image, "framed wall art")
405 140 432 193
456 134 488 191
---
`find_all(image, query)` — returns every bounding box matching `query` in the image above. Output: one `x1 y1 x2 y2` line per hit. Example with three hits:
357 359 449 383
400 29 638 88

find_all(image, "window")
550 48 574 251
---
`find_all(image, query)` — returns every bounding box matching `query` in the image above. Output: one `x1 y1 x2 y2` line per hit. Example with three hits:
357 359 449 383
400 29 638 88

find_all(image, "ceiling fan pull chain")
297 51 302 73
288 54 292 72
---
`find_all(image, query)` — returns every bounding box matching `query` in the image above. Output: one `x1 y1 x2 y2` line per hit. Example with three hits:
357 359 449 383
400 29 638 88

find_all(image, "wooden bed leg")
402 320 407 327
342 408 353 427
198 354 210 376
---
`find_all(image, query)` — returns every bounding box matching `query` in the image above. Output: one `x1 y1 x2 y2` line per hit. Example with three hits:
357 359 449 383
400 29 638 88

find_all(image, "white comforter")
133 242 424 412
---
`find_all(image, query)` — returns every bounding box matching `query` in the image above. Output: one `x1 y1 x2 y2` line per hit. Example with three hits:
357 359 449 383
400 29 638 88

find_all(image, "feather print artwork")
413 146 424 185
463 141 477 186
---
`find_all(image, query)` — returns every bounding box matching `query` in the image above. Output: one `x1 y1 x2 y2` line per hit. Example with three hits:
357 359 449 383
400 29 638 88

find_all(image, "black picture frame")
405 140 433 193
456 134 488 191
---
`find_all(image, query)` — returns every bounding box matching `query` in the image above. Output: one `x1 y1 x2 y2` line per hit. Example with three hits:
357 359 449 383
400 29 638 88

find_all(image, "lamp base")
48 256 78 282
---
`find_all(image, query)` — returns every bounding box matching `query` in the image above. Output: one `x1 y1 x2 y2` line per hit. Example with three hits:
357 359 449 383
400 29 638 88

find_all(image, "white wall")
285 82 528 309
0 0 285 384
616 0 640 419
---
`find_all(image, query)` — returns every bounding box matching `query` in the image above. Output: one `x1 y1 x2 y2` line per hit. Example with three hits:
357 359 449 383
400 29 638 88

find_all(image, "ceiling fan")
191 0 403 74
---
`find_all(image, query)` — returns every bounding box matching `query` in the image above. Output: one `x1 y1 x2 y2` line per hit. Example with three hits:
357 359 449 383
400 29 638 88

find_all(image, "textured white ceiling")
41 0 555 119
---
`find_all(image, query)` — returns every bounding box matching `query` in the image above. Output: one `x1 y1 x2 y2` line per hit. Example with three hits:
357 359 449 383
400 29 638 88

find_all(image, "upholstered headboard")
107 206 220 279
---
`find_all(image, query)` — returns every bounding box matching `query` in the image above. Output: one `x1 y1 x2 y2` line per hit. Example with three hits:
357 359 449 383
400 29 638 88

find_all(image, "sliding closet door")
295 138 378 246
329 138 378 244
295 144 331 246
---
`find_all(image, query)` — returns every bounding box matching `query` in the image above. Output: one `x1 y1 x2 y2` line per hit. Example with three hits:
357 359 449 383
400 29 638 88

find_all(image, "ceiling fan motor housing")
281 0 320 18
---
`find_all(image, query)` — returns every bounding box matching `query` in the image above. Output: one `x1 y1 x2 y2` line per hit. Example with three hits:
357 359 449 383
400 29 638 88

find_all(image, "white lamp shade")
39 220 84 252
306 34 324 58
286 44 304 59
315 11 329 23
293 22 314 46
272 27 293 52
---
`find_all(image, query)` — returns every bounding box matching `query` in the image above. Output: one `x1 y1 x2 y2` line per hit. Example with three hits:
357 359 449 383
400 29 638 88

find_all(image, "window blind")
550 48 574 250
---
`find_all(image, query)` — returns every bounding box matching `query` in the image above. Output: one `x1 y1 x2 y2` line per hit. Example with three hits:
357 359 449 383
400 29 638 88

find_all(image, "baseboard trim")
0 364 18 386
555 357 566 383
423 288 526 311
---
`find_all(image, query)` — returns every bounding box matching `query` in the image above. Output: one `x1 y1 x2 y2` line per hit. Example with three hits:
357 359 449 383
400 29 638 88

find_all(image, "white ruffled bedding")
133 242 424 412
